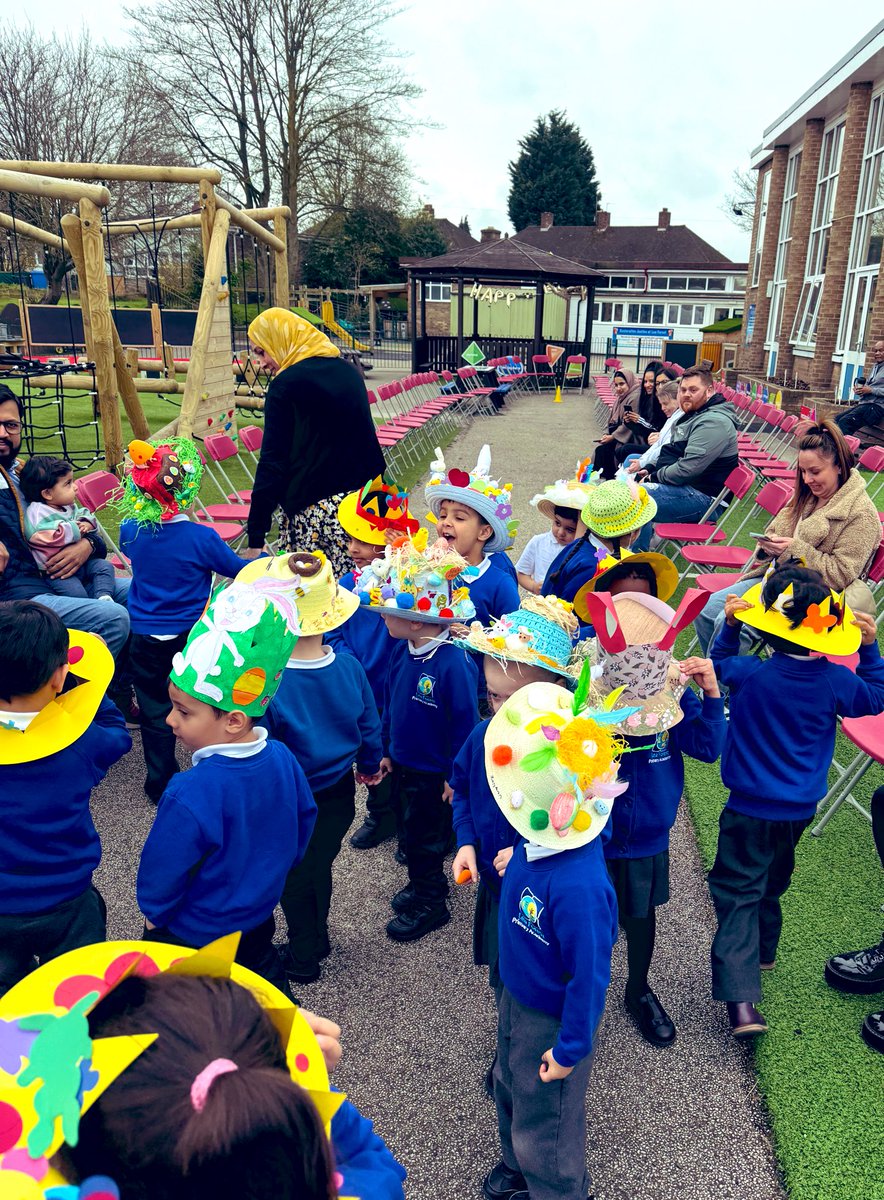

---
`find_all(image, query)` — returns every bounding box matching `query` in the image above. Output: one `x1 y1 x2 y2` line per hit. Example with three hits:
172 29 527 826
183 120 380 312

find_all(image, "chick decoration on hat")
353 530 477 625
734 568 860 656
116 437 204 525
170 571 301 715
0 934 356 1199
464 594 580 681
236 550 359 637
425 444 518 553
484 663 633 849
580 585 710 736
337 473 419 548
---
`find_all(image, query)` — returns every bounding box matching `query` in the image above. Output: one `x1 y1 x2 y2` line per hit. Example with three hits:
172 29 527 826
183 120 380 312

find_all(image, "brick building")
736 20 884 397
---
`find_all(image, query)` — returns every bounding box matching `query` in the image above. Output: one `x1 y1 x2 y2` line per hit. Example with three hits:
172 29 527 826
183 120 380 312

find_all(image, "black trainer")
824 937 884 994
279 944 320 985
391 885 418 914
386 902 450 943
861 1009 884 1054
394 844 408 866
625 988 677 1047
482 1161 528 1200
349 815 396 850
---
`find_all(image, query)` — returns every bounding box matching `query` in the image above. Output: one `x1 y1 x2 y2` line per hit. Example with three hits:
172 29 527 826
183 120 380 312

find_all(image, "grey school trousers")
493 988 594 1200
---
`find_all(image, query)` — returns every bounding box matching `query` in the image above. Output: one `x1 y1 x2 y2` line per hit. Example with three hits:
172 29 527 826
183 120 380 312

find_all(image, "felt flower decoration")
802 602 837 635
496 503 512 518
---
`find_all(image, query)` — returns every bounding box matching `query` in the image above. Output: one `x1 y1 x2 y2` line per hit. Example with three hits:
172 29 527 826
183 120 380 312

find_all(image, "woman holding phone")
694 419 881 653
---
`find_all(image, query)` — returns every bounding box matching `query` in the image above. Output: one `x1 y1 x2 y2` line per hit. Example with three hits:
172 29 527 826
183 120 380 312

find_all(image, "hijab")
611 369 642 429
248 308 340 371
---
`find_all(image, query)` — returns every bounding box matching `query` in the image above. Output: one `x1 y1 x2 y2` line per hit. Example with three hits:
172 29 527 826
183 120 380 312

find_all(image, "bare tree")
124 0 420 284
722 168 757 234
0 22 187 302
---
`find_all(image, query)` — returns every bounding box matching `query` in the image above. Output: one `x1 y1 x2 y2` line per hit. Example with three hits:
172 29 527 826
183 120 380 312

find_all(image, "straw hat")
425 444 518 553
581 479 656 541
735 580 860 656
337 474 419 546
236 551 359 637
484 675 628 850
463 594 579 680
352 531 477 626
572 550 679 622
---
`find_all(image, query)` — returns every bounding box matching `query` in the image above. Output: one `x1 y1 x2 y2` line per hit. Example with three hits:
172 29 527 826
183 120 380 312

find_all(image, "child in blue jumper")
331 475 419 854
0 601 131 995
482 678 621 1200
259 552 384 984
117 436 251 802
137 576 317 992
709 563 884 1038
586 557 726 1047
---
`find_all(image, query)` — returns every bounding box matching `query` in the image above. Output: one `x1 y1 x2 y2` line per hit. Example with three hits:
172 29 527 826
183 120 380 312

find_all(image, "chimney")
657 207 671 231
595 209 610 232
422 203 435 218
539 211 554 231
480 226 501 244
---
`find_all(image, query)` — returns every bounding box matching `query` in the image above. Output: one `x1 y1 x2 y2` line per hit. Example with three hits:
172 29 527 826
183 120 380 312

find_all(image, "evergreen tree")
400 211 448 258
507 111 601 231
458 215 471 236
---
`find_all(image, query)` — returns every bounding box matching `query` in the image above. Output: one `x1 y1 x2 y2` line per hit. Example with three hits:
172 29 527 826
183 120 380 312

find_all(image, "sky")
12 0 884 265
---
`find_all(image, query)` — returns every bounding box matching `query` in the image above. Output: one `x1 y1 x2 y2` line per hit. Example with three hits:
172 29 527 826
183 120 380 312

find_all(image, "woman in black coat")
244 308 385 574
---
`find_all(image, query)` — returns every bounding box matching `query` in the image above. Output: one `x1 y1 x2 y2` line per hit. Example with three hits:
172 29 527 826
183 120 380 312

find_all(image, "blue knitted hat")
463 594 578 680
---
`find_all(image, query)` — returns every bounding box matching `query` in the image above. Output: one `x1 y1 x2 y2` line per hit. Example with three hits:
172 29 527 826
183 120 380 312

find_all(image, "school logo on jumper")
415 673 437 706
649 729 671 764
513 887 549 945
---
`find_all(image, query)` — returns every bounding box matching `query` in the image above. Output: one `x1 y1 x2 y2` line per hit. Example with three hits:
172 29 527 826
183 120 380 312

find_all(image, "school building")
736 20 884 398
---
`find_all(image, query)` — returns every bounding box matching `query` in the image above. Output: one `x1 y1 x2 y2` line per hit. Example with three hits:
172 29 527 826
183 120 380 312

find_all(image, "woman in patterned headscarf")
243 308 385 574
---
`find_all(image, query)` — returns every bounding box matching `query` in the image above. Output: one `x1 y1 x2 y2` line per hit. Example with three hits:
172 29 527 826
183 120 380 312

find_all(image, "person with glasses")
0 386 130 656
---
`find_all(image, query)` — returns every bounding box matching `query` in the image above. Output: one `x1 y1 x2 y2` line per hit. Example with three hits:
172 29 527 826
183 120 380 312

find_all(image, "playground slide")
320 299 370 351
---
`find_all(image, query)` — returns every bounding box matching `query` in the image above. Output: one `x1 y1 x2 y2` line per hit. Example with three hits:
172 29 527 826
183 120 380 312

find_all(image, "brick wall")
807 82 873 389
740 145 790 373
735 168 767 369
776 119 825 382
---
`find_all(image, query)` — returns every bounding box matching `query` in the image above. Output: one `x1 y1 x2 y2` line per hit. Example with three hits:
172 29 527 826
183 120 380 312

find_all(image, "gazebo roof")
404 237 603 285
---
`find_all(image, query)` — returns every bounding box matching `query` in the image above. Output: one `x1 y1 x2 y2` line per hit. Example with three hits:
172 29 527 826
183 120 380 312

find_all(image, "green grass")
675 478 884 1200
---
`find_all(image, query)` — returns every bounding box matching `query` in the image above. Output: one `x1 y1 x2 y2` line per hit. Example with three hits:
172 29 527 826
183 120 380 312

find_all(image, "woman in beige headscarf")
593 369 643 479
244 308 385 574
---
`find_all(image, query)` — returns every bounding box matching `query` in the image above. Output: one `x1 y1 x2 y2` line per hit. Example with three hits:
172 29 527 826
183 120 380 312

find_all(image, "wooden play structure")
0 161 291 467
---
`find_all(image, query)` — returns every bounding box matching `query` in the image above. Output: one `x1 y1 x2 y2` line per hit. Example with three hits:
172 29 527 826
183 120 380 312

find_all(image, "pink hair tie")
191 1058 239 1112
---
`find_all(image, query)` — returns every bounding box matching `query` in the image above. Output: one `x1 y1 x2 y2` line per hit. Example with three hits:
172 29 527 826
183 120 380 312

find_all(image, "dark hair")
654 366 677 382
552 505 578 523
759 563 834 654
0 385 23 417
19 455 74 504
593 560 659 597
612 370 629 386
63 973 336 1200
791 418 854 512
680 366 714 389
0 600 69 701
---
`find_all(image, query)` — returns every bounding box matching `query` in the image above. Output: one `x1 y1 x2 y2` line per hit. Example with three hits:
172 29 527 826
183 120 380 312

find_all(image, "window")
766 149 802 345
652 304 664 323
751 167 772 287
694 305 706 324
592 303 600 321
424 282 450 302
668 304 680 323
688 276 708 290
707 278 726 291
838 92 884 354
627 304 639 322
650 276 668 289
791 119 845 347
714 307 730 322
639 303 652 323
668 276 687 290
679 304 693 325
611 275 629 288
613 303 623 321
732 275 747 290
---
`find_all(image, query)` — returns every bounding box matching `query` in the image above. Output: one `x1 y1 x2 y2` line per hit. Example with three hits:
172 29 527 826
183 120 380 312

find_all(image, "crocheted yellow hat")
580 479 656 540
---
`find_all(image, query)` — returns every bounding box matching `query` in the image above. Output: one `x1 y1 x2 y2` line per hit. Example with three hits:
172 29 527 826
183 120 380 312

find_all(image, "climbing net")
0 356 102 470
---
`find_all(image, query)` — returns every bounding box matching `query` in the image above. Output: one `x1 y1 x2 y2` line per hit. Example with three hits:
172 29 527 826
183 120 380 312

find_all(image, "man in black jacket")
0 387 130 655
835 340 884 438
633 367 739 551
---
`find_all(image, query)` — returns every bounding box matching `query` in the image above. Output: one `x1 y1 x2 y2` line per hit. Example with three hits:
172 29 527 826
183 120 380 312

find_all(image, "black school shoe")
824 936 884 994
861 1009 884 1053
349 814 397 850
482 1161 528 1200
391 884 418 914
279 944 321 985
625 988 677 1047
394 843 408 865
386 902 450 942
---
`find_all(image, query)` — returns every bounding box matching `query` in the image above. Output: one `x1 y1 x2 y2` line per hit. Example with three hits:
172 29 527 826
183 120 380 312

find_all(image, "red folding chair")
654 464 757 554
676 478 793 580
812 713 880 835
74 470 130 573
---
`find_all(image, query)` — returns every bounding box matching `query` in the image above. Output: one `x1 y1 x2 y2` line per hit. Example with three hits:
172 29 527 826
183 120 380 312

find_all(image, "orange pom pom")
491 744 513 766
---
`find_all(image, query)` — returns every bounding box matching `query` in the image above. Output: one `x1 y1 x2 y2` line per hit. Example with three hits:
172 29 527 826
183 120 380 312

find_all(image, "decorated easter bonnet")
236 550 359 636
337 473 419 546
484 666 632 850
117 437 204 524
734 573 860 656
574 457 600 486
580 587 710 736
573 549 679 620
464 594 579 680
352 529 477 626
530 477 594 523
170 575 299 715
0 629 114 765
425 444 517 553
0 935 353 1198
581 478 656 541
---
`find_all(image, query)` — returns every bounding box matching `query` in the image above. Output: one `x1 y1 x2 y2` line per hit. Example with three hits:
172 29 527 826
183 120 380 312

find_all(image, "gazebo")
403 237 603 372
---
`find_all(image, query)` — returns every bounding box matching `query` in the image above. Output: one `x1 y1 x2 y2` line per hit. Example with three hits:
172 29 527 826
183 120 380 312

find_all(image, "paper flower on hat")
484 662 629 850
353 534 476 625
0 935 356 1198
116 437 204 525
425 445 518 553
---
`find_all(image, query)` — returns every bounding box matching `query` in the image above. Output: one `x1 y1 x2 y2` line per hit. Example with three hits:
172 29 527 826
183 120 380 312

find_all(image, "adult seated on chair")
695 419 882 654
625 380 681 476
632 366 739 551
0 387 130 656
835 340 884 439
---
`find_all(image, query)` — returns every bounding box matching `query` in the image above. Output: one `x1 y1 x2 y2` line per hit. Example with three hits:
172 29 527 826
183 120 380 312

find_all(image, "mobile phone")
748 532 769 539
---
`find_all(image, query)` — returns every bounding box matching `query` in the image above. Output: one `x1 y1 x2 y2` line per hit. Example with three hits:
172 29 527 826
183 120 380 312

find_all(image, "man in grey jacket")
836 340 884 438
633 366 739 551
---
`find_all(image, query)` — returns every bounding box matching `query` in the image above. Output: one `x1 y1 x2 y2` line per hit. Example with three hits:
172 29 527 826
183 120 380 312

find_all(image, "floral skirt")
277 493 351 577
